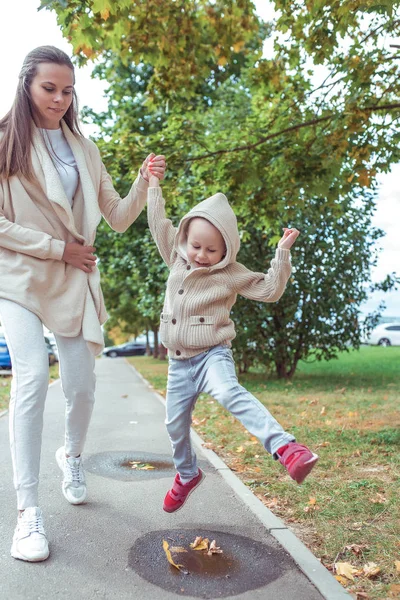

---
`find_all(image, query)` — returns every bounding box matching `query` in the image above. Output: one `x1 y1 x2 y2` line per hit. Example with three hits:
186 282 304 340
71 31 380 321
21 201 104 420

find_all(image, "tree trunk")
152 327 159 359
145 329 152 356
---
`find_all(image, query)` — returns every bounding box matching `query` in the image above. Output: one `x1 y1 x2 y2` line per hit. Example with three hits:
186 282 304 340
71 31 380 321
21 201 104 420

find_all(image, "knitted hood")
175 192 240 270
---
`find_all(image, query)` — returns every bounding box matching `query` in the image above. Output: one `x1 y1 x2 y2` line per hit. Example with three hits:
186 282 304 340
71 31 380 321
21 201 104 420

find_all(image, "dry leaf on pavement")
190 536 209 551
207 540 223 556
162 540 185 572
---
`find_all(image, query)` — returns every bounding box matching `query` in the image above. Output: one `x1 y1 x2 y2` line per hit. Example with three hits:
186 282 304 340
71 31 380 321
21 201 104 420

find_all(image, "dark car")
0 335 12 369
103 342 147 358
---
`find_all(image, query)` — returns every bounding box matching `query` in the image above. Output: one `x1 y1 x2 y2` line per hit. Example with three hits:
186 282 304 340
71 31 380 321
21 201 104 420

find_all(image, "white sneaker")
56 446 87 505
11 507 49 562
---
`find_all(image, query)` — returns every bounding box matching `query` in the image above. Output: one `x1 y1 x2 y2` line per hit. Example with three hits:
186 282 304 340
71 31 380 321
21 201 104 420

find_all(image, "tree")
43 0 400 376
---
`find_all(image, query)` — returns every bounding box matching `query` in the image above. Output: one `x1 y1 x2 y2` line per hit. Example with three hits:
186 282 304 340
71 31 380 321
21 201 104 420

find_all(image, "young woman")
0 45 165 562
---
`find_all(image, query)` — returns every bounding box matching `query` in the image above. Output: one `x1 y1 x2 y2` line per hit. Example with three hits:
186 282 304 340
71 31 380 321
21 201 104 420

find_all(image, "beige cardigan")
147 187 292 359
0 121 148 354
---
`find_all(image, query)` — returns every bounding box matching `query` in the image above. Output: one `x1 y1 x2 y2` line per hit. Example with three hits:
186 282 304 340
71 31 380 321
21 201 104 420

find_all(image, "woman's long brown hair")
0 45 82 182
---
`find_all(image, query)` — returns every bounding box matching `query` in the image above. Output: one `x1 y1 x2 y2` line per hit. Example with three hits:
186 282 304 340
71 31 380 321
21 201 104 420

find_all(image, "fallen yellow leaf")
236 445 244 453
162 540 184 571
395 560 400 572
362 562 380 578
335 561 358 581
169 546 188 553
190 536 209 551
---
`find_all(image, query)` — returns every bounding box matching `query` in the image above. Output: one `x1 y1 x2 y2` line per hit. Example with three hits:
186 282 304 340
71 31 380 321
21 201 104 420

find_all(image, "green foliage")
43 0 400 375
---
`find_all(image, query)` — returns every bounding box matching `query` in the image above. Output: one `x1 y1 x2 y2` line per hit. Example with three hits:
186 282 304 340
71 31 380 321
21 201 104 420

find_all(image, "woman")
0 45 165 562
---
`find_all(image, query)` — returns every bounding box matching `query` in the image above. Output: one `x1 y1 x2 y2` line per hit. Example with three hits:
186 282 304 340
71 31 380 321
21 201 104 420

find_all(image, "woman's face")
29 62 74 129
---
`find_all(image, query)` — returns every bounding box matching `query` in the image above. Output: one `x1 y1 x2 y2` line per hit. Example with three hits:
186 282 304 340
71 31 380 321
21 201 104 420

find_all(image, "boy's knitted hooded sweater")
147 187 292 359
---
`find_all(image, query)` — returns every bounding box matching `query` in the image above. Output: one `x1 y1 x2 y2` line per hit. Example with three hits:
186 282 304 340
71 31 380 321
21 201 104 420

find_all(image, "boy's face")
186 218 226 268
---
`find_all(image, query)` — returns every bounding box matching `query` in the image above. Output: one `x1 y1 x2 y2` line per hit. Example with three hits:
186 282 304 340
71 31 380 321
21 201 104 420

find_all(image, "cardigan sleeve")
232 249 292 302
0 183 65 260
98 162 149 233
147 186 177 267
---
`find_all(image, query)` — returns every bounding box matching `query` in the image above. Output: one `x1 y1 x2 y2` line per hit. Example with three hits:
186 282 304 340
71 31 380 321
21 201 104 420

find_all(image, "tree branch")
185 103 400 162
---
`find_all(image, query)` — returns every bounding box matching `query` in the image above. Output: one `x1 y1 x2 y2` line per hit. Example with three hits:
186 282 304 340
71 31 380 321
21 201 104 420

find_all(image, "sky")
1 0 399 318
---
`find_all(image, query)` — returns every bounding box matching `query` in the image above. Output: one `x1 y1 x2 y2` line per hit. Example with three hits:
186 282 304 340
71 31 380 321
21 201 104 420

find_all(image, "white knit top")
40 128 79 206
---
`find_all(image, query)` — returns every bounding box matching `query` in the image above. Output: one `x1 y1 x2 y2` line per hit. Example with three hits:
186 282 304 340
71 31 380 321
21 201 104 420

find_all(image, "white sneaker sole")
11 542 49 562
56 448 87 505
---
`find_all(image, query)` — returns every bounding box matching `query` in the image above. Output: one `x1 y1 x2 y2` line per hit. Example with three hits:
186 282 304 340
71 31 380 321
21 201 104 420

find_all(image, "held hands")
278 227 300 250
141 153 166 187
62 241 97 273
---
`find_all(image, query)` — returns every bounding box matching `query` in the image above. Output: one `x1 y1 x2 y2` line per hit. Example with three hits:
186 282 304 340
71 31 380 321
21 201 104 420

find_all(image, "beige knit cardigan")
147 187 292 359
0 121 148 355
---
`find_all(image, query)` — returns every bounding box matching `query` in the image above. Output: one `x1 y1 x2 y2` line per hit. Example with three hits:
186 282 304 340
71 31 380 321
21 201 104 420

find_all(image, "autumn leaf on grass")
362 562 380 578
395 560 400 572
370 493 387 504
304 497 320 512
162 540 186 572
207 540 223 556
236 445 244 453
190 536 209 551
335 562 358 581
388 583 400 597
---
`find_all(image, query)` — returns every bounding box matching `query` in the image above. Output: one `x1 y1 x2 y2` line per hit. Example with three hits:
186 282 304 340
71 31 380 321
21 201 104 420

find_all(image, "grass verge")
129 347 400 600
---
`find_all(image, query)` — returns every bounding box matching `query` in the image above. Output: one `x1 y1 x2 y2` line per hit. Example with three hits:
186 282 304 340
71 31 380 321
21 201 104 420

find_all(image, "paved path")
0 357 350 600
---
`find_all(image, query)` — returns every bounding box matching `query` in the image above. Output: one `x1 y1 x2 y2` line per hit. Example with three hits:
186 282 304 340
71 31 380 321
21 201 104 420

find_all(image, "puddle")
128 528 289 598
84 451 176 481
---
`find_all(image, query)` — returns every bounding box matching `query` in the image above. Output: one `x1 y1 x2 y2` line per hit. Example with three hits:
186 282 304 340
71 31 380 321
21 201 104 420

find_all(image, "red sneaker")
277 443 319 484
163 469 205 513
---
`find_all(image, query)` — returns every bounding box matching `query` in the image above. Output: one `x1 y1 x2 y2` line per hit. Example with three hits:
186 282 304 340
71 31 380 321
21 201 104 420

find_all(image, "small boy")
147 166 318 513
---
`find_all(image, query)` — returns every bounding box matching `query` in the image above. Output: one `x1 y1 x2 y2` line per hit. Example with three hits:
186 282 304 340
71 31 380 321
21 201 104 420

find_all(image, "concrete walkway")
0 357 350 600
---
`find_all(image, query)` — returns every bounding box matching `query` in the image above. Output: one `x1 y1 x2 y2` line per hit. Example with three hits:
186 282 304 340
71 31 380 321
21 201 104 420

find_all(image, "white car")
366 323 400 346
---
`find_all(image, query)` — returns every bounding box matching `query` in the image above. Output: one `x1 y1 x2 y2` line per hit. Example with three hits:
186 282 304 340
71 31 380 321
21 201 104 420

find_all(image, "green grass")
129 347 400 600
0 365 60 412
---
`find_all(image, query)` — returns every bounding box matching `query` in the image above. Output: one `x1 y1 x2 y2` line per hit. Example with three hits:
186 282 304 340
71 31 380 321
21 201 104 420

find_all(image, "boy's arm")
232 248 292 302
147 175 177 267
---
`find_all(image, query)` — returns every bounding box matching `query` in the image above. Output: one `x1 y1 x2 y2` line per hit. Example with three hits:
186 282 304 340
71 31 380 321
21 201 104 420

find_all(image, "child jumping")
146 164 318 513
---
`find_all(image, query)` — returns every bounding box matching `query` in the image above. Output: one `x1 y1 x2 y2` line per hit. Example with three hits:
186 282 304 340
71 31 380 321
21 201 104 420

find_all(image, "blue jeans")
165 345 295 481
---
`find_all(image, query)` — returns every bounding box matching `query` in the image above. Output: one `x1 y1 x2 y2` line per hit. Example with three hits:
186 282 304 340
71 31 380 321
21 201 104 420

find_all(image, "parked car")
0 335 12 369
365 323 400 346
45 335 59 362
46 342 58 366
0 334 57 368
103 341 148 358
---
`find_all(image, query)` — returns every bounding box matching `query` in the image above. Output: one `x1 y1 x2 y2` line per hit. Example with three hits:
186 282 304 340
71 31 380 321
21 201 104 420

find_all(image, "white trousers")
0 300 96 510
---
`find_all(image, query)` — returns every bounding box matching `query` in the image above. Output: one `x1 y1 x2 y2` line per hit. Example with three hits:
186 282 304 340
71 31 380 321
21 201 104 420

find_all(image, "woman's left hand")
141 153 166 182
278 227 300 250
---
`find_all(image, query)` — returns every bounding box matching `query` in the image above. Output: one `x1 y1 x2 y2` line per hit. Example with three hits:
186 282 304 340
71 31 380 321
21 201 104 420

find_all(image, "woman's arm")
98 153 166 233
0 186 65 260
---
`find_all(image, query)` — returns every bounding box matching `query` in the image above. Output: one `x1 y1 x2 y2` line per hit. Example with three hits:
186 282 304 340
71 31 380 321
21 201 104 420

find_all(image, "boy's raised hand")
278 227 300 250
